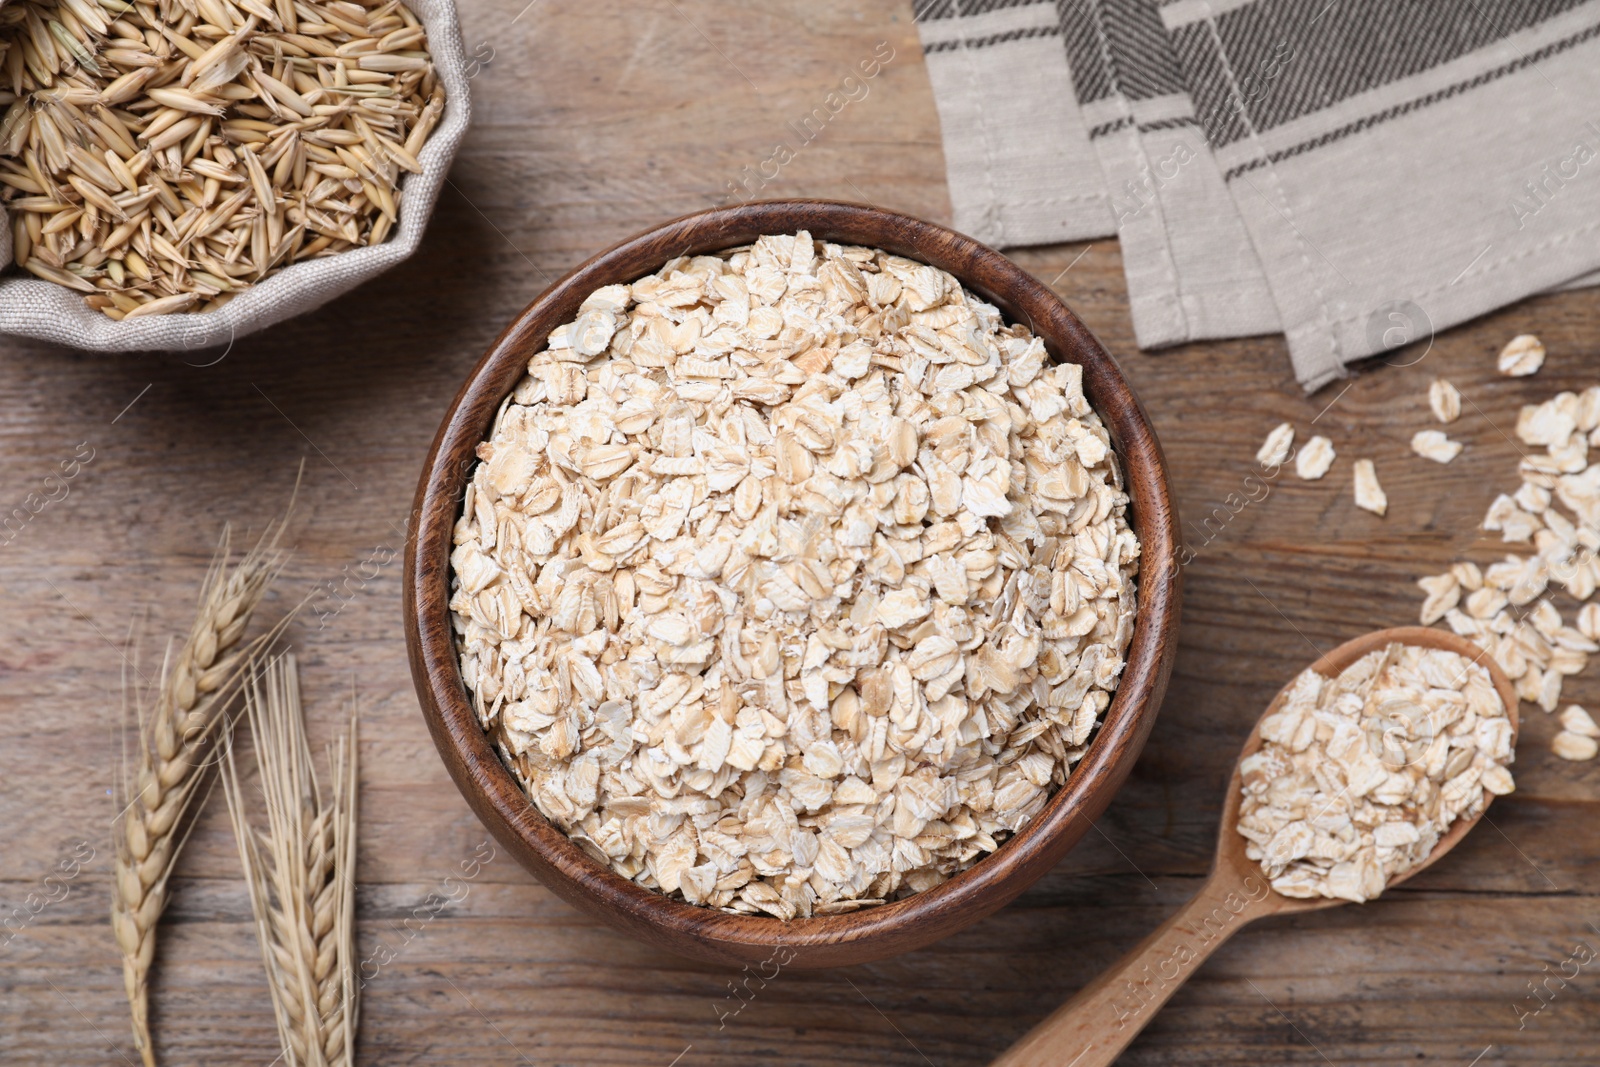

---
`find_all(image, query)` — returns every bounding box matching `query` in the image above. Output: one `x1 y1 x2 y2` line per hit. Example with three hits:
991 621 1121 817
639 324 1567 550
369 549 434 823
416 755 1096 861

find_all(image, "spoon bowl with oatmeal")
992 626 1518 1067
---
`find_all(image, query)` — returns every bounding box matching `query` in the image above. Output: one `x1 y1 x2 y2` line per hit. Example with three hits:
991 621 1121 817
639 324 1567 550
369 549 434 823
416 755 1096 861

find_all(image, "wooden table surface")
3 2 1597 1064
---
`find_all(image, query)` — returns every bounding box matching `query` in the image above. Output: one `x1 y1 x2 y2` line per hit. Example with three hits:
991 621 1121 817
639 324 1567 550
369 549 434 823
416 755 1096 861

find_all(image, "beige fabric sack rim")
0 0 471 352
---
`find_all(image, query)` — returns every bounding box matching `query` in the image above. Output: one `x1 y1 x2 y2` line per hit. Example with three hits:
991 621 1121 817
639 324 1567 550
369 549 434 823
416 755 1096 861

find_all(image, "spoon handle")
991 864 1276 1067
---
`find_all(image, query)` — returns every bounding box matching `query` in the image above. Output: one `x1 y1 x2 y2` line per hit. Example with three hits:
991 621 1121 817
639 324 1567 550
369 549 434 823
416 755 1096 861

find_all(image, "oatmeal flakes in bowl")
455 232 1138 914
406 201 1180 966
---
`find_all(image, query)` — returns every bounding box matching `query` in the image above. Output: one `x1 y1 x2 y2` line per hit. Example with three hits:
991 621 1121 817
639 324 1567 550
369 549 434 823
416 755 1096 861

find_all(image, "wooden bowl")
403 200 1183 968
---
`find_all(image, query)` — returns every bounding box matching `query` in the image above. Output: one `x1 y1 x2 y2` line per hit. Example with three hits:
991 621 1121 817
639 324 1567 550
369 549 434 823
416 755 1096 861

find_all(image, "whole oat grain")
0 0 446 318
450 232 1140 917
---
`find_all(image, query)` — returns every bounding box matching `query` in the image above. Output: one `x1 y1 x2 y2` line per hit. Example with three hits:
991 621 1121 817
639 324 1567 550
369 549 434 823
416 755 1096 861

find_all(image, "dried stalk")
222 653 359 1067
111 516 290 1067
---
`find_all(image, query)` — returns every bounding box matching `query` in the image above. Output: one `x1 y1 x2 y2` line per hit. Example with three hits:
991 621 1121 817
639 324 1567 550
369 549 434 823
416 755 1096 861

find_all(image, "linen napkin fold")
915 0 1600 391
1060 0 1281 347
1164 0 1600 390
917 0 1114 247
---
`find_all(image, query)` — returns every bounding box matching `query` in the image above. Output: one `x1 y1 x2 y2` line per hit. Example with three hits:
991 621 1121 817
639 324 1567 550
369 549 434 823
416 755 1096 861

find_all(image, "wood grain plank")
1 0 1597 1064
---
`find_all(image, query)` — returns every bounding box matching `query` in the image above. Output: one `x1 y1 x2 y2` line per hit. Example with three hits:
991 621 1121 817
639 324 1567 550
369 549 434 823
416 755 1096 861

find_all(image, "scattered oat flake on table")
1516 396 1576 447
1429 379 1462 423
1237 644 1513 902
1559 704 1600 737
1580 386 1600 433
1481 495 1514 530
1295 435 1335 480
1417 572 1460 625
1481 493 1542 543
1412 369 1600 727
1465 587 1507 620
1513 482 1550 513
1498 334 1546 377
1580 605 1600 641
1256 422 1294 468
1352 459 1387 515
1553 731 1599 761
1411 430 1462 464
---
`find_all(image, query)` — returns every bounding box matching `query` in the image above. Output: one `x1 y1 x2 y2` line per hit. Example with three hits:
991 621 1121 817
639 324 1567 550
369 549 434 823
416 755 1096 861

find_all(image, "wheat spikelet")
223 654 359 1067
111 517 289 1067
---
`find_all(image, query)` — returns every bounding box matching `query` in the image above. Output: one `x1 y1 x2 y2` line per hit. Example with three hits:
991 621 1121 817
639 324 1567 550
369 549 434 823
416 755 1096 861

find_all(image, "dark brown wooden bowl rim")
403 199 1183 967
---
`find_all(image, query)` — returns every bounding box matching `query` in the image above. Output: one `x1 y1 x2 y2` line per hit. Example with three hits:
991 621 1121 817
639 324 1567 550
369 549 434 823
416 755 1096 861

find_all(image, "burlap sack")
0 0 471 352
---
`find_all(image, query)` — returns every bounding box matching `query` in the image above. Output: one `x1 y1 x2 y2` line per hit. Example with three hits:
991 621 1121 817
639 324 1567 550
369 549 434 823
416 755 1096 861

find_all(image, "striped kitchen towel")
915 0 1600 391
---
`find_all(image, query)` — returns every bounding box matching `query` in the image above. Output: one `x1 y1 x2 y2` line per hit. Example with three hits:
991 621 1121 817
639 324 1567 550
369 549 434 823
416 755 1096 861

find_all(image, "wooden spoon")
992 626 1520 1067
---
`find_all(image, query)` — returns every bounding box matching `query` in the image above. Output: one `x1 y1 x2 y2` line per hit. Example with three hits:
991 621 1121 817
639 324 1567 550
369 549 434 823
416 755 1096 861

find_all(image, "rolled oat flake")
450 232 1142 918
